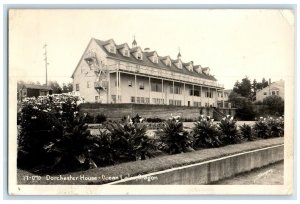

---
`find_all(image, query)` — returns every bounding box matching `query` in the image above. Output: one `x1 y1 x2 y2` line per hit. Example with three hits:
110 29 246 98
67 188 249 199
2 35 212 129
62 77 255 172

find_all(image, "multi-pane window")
111 95 121 103
109 46 115 53
272 91 276 95
206 91 213 98
145 98 150 104
193 102 201 107
131 96 135 103
152 98 164 105
111 95 116 103
170 85 182 94
166 60 171 67
87 81 91 88
76 84 79 91
151 82 162 92
153 56 158 64
136 97 149 104
190 89 200 96
169 100 182 106
139 82 144 90
128 80 133 87
95 96 99 102
124 49 129 57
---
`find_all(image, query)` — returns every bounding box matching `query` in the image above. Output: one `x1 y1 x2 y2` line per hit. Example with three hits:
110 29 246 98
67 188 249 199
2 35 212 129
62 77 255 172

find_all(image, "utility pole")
43 43 49 86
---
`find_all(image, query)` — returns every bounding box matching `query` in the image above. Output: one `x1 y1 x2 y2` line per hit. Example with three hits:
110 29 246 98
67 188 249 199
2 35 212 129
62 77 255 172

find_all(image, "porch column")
108 73 111 103
172 81 175 103
119 72 121 103
192 84 194 106
149 77 151 104
208 87 210 106
222 89 225 108
162 79 164 104
183 83 186 106
116 71 118 103
135 74 137 103
200 86 203 106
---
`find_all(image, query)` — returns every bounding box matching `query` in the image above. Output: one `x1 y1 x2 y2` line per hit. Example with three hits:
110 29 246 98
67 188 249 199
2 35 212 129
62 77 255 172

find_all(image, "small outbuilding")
19 84 53 100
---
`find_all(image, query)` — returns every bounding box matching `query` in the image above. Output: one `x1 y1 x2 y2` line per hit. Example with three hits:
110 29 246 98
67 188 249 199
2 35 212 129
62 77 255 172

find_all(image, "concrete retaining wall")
109 144 283 185
79 103 214 120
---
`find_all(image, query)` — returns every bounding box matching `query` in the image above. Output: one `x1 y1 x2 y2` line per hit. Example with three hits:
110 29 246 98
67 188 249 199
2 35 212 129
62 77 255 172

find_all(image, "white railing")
107 64 224 88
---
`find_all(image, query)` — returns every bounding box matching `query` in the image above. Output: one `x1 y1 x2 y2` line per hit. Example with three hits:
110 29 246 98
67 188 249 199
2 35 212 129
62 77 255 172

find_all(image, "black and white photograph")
8 8 295 195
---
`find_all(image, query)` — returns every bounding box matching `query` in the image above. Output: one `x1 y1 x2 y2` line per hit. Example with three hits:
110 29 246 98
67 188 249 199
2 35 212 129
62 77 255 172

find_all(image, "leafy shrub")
17 104 64 171
159 117 193 154
87 130 114 166
17 95 112 173
266 117 284 137
253 117 270 139
263 95 284 116
107 122 156 161
192 115 222 148
95 113 107 123
239 123 253 141
219 115 241 145
45 115 99 172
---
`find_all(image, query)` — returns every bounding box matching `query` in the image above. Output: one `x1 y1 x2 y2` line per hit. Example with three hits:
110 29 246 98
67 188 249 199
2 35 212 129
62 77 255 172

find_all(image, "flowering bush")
158 116 193 154
252 117 270 139
219 115 241 145
17 104 64 171
252 116 284 138
192 115 222 148
266 117 284 137
17 94 112 173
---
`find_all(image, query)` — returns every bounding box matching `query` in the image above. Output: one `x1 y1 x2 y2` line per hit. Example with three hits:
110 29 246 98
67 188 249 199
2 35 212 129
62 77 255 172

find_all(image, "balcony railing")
94 81 108 90
107 64 224 88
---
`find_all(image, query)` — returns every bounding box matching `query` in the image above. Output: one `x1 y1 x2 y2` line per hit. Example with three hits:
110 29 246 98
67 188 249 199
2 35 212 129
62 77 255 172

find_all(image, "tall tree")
232 76 252 99
261 78 269 88
251 79 258 101
48 81 62 94
62 82 73 93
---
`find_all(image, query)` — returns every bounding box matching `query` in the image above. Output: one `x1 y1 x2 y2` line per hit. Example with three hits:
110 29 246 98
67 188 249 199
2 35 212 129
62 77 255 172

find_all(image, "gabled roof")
145 51 158 57
160 56 171 60
22 84 53 90
92 38 217 81
116 43 129 49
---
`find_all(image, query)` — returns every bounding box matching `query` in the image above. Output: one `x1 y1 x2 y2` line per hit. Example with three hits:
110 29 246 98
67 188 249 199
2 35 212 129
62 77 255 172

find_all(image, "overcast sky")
9 9 294 89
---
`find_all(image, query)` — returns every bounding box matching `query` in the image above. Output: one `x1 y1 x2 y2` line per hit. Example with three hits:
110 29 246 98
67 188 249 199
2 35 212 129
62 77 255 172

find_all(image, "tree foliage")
262 95 284 116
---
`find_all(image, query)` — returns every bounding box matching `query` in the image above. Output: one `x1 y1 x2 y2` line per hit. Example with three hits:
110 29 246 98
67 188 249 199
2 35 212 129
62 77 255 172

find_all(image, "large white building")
72 38 226 107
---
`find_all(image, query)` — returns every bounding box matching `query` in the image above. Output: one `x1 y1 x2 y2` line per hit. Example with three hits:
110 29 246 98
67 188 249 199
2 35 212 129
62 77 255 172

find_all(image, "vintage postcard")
8 8 295 195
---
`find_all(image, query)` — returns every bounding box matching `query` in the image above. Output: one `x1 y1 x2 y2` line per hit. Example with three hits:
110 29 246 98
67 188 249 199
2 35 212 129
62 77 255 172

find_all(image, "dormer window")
166 60 171 67
137 52 142 60
109 46 116 53
153 56 158 64
124 49 129 57
178 63 182 69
